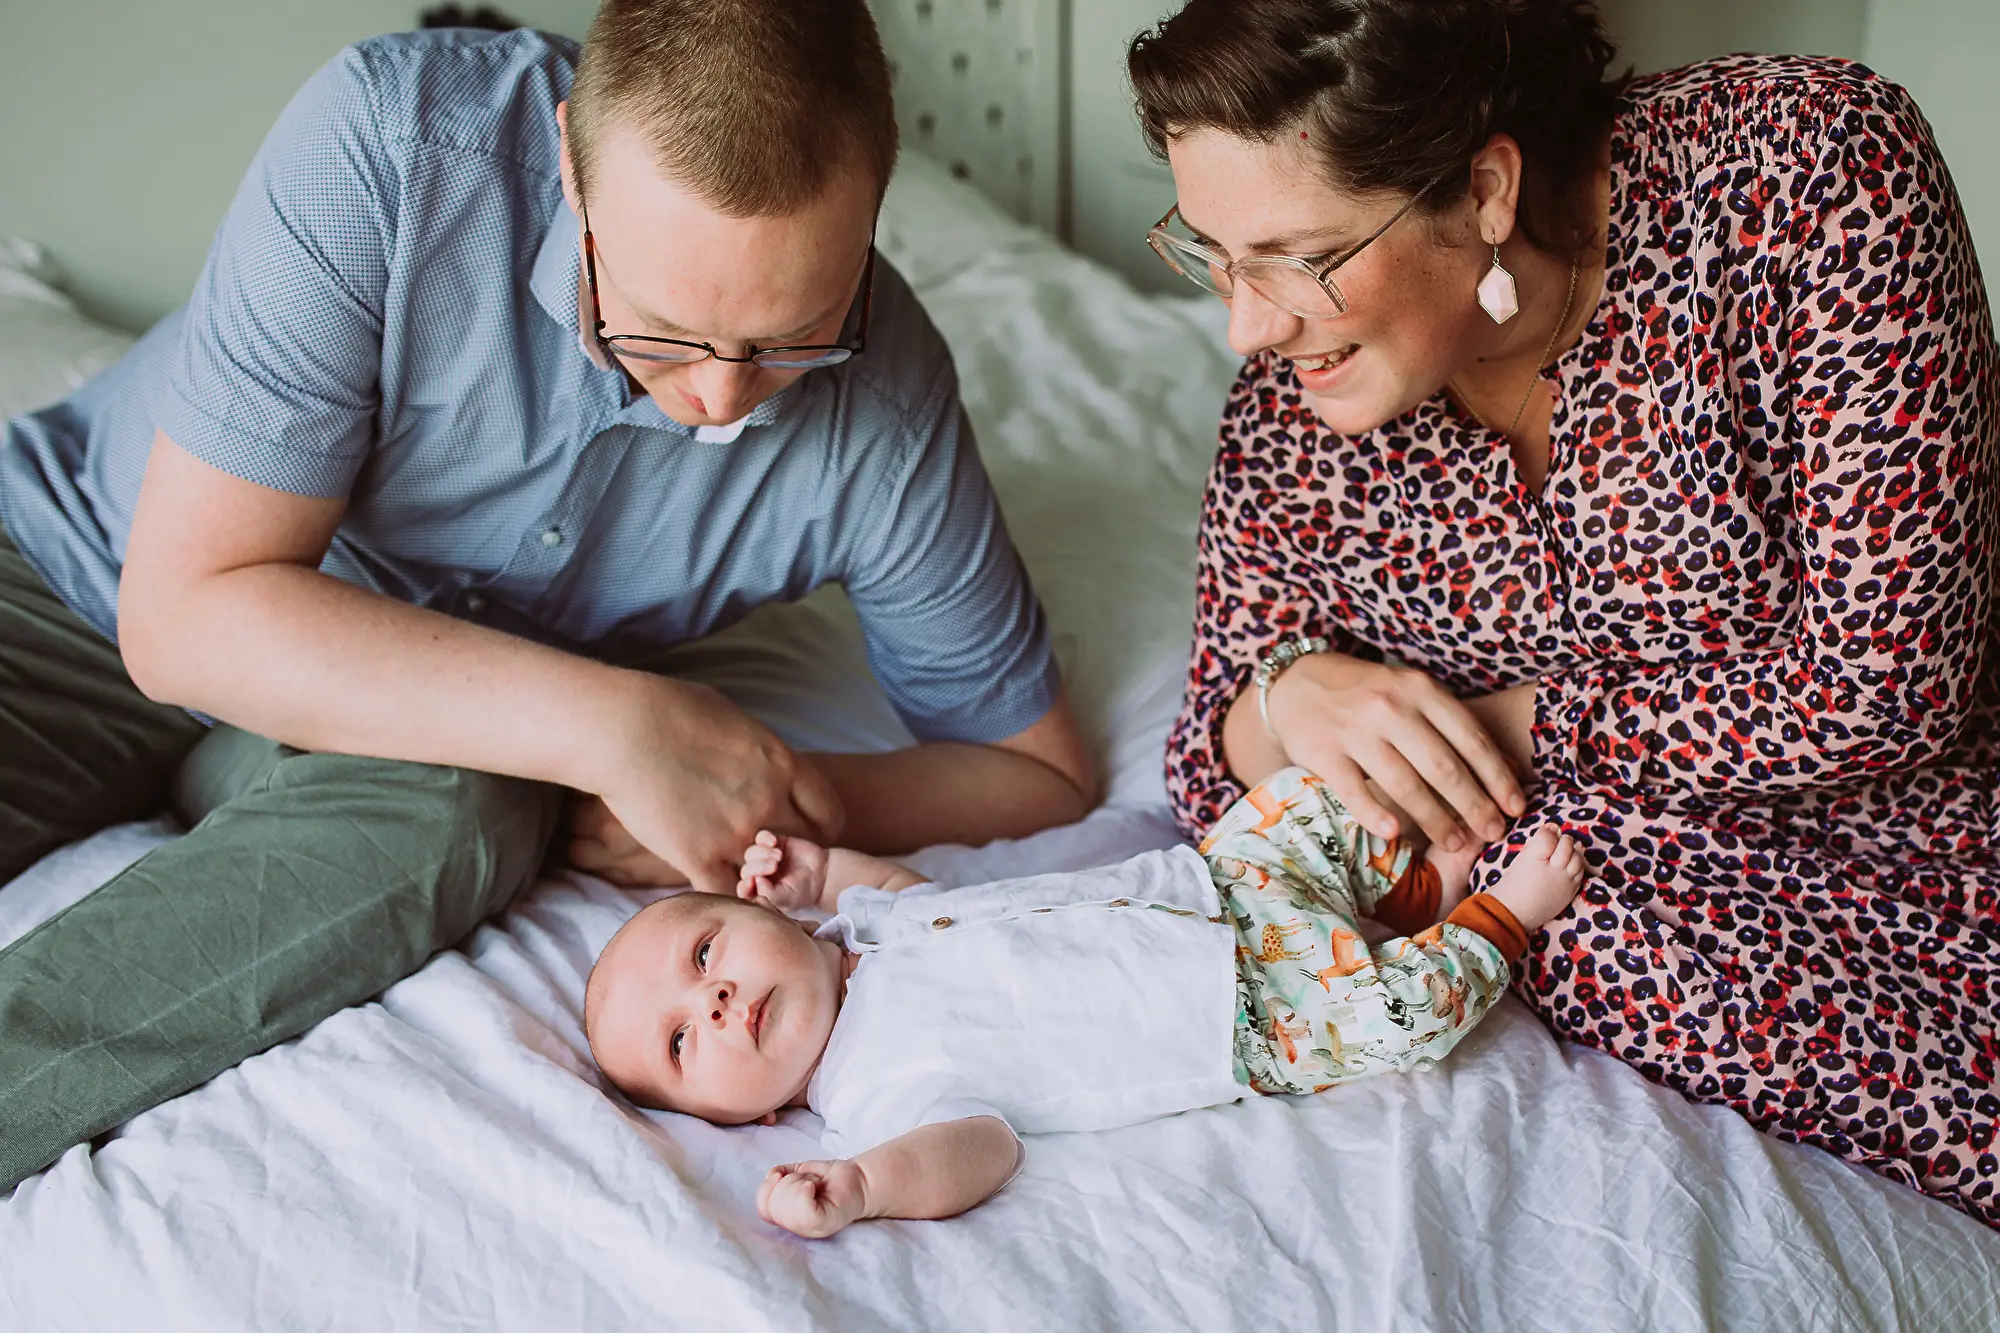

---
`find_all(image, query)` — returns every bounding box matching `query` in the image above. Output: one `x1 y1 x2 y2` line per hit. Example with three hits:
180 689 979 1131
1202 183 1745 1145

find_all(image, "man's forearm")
809 742 1091 854
816 848 927 912
122 563 633 792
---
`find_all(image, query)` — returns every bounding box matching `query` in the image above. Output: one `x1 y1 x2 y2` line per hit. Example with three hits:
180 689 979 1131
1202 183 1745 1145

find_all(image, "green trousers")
0 522 561 1189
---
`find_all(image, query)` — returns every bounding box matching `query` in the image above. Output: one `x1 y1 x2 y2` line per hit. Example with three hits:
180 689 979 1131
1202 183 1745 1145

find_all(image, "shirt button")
1111 899 1131 907
540 527 563 548
465 593 487 614
931 916 954 930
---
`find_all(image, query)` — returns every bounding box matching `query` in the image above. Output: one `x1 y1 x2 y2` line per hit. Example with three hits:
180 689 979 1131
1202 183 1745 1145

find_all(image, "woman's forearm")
1220 669 1293 788
1461 682 1536 779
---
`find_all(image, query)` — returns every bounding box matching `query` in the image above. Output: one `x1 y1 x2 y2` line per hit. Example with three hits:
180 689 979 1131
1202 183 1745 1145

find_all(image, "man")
0 0 1091 1189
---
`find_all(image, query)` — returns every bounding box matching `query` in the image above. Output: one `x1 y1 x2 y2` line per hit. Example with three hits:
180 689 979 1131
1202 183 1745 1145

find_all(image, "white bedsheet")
4 155 1997 1331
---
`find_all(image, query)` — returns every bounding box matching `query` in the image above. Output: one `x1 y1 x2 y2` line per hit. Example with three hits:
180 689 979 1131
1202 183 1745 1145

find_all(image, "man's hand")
582 676 843 896
757 1159 871 1239
736 830 830 911
566 795 683 887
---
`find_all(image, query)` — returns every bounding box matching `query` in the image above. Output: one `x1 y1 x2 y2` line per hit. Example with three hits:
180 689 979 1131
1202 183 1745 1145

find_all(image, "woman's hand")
1227 652 1529 850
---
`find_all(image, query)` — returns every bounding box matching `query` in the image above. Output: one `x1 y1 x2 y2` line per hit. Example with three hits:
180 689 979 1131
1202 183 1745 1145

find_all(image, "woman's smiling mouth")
1292 344 1359 389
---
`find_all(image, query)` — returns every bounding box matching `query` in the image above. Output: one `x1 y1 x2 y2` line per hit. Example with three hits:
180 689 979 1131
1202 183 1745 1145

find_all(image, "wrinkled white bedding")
3 156 1996 1331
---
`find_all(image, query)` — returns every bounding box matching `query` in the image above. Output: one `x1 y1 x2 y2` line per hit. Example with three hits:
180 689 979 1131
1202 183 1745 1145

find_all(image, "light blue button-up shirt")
0 28 1056 744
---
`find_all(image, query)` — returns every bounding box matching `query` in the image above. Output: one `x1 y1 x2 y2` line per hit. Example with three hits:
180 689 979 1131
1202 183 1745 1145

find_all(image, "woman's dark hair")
1127 0 1628 260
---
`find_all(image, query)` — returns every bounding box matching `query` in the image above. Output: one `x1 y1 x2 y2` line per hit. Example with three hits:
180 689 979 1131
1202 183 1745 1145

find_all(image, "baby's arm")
737 831 925 913
756 1116 1021 1239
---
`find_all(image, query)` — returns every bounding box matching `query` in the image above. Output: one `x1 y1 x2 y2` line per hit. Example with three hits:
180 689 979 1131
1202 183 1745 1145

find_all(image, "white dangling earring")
1476 243 1520 324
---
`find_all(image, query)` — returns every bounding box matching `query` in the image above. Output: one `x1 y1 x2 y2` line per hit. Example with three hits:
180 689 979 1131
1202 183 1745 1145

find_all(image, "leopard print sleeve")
1534 66 2000 797
1166 357 1380 837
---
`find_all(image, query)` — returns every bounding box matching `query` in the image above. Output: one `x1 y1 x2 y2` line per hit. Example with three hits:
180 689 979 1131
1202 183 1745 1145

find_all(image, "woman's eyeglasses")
1145 194 1422 318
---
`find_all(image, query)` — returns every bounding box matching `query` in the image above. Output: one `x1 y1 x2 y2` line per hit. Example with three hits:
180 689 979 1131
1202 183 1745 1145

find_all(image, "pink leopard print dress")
1166 55 2000 1226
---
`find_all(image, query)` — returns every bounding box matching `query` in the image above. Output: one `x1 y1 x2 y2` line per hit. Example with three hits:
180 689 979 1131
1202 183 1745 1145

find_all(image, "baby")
584 767 1587 1239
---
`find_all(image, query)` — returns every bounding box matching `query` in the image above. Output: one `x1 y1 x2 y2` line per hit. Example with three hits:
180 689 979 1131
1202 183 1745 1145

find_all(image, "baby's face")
587 893 846 1124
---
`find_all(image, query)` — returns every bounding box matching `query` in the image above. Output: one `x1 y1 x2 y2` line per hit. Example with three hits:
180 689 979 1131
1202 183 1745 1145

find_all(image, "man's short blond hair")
568 0 899 216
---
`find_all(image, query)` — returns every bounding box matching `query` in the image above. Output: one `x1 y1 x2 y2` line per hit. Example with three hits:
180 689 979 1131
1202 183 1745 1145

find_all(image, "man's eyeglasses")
1145 194 1422 319
580 205 874 370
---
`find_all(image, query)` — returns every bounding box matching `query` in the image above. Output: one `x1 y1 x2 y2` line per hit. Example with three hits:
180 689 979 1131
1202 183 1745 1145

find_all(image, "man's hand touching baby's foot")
1486 824 1589 933
736 830 831 912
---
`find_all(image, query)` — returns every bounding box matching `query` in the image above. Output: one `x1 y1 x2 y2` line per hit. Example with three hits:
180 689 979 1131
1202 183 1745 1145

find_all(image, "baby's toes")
1517 822 1560 865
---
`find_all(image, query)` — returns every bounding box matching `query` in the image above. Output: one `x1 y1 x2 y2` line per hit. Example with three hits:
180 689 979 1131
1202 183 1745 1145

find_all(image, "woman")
1133 0 2000 1225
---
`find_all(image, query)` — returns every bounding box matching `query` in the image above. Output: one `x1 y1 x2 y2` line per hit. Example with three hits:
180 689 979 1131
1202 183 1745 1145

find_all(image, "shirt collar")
530 192 586 340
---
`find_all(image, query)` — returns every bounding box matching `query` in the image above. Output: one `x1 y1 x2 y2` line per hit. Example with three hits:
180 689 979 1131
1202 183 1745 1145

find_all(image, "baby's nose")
708 983 732 1024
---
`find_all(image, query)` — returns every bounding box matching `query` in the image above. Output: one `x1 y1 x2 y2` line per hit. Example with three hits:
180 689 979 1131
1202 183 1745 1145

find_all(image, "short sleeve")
1165 359 1384 837
156 46 393 499
817 1070 1018 1159
843 367 1061 744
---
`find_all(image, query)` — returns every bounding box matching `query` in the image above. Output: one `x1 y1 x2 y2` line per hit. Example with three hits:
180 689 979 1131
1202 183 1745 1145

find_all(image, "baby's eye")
669 1028 686 1064
696 938 712 970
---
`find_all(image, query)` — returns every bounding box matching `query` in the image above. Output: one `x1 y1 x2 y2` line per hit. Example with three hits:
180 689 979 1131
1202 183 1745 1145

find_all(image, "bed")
2 155 1996 1332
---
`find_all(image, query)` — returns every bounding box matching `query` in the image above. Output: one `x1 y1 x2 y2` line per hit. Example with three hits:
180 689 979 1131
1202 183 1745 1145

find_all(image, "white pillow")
875 152 1052 288
0 238 135 423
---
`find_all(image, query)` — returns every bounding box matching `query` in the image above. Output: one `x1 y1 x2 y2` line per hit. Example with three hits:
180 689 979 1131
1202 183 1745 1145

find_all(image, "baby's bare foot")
1487 824 1589 933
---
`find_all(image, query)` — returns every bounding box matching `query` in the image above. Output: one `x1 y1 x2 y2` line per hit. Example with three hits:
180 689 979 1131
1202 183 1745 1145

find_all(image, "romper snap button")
931 916 953 930
1111 899 1130 907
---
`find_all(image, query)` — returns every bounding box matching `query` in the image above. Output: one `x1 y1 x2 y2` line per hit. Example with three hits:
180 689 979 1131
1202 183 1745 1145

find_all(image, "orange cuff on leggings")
1372 855 1441 936
1444 894 1529 965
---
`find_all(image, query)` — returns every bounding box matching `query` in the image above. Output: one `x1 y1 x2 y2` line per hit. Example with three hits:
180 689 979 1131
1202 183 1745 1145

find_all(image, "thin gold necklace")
1452 256 1580 439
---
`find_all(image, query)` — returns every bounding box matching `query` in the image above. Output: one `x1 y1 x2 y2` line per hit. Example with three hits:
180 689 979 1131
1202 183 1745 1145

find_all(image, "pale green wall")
1595 0 1870 72
0 0 598 332
1067 0 1180 295
1860 0 2000 297
3 0 1994 328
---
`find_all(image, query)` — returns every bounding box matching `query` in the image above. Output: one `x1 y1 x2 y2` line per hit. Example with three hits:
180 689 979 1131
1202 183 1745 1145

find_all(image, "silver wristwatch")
1253 635 1330 739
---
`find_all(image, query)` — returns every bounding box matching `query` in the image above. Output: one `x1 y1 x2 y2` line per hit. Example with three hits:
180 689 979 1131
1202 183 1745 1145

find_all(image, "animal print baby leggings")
1202 768 1512 1094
